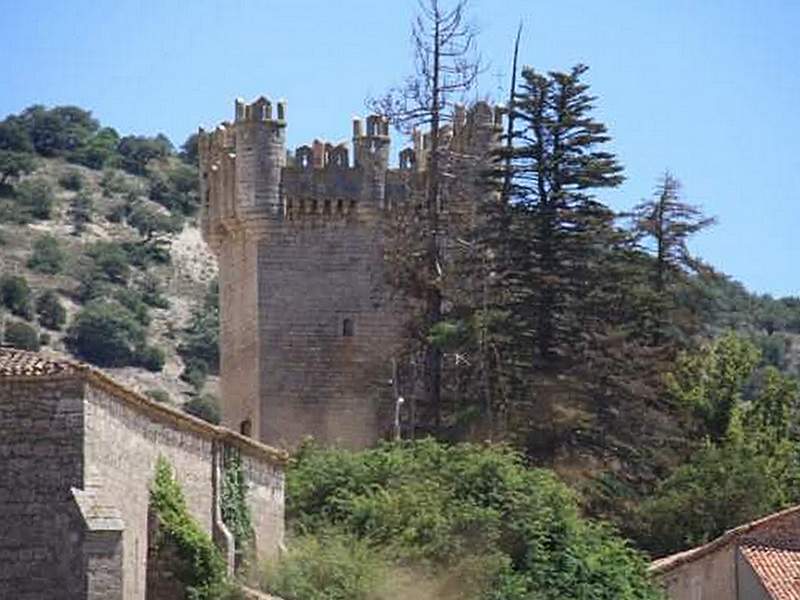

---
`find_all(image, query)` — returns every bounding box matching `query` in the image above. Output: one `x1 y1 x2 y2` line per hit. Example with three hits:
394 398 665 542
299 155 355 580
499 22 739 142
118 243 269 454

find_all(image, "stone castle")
199 96 502 449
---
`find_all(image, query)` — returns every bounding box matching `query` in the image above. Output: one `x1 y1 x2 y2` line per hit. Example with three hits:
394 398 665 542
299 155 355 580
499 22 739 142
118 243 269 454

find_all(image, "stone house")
0 348 286 600
651 505 800 599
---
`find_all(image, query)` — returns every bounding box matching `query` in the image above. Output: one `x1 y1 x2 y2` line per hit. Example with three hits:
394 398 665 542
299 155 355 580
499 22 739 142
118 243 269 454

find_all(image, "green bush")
137 344 165 372
114 287 151 326
15 178 55 220
69 191 93 235
117 135 173 175
0 274 33 319
146 389 171 404
87 241 131 284
58 168 85 191
0 150 36 187
150 457 228 599
180 357 208 390
183 394 221 425
148 163 200 215
27 234 66 274
274 440 662 600
36 290 67 330
262 532 387 600
100 169 134 197
4 320 40 351
39 331 51 346
140 273 170 309
66 300 146 366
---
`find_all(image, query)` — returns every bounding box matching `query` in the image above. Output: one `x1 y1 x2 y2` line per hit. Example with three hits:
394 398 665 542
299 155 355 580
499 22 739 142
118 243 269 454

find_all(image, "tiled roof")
0 347 82 377
741 544 800 600
651 505 800 574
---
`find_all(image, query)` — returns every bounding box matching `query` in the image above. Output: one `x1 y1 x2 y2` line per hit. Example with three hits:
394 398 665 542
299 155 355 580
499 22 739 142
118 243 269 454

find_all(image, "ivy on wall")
221 447 254 570
150 456 238 599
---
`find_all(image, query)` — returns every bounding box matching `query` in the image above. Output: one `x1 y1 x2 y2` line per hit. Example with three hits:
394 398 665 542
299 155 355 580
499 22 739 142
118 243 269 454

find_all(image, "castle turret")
353 115 390 206
233 96 286 215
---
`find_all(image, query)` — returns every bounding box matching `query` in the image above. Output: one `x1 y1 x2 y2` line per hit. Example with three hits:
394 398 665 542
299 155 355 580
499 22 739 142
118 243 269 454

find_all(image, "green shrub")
71 127 120 170
278 440 662 600
118 135 172 175
140 273 170 309
100 169 133 197
0 150 36 186
27 234 66 274
58 168 85 191
148 163 200 215
87 241 131 284
69 191 93 235
4 320 40 350
114 287 151 326
183 394 221 425
137 344 165 372
262 532 387 600
36 290 67 330
221 450 253 568
146 389 171 403
15 178 55 220
0 274 33 319
181 357 209 390
66 300 146 366
150 457 227 599
39 332 51 346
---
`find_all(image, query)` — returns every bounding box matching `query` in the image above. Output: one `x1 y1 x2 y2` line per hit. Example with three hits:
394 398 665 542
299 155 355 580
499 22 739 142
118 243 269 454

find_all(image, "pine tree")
496 64 624 366
627 172 716 343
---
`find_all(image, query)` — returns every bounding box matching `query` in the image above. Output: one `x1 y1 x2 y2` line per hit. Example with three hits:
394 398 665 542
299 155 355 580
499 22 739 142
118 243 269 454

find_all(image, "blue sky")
1 0 798 296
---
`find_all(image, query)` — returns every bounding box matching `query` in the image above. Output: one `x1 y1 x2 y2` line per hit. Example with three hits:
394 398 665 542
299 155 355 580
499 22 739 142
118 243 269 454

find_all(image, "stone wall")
83 376 285 599
256 217 402 448
0 377 86 599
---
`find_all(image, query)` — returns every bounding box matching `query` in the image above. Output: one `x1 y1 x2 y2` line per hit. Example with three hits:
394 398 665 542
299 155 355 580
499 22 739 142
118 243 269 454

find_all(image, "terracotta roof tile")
741 544 800 600
0 347 82 377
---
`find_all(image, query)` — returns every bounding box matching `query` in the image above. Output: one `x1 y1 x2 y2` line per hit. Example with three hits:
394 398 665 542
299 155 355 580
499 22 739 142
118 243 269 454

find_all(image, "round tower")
233 96 287 217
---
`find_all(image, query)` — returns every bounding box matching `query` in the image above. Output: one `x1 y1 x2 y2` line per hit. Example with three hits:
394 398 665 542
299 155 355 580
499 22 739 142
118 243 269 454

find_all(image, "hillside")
0 105 220 414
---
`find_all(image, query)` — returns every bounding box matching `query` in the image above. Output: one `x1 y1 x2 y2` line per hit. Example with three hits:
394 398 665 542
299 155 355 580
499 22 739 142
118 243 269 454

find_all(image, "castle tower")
199 97 402 449
199 96 502 449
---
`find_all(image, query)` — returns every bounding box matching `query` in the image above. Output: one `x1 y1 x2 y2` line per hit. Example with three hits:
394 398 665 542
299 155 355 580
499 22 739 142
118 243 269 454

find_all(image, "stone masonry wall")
257 216 403 448
83 378 285 600
217 231 262 438
0 378 86 599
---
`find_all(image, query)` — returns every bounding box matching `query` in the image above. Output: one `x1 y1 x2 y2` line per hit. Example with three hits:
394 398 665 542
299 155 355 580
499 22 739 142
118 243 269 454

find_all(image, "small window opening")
324 199 332 214
240 419 252 437
342 318 355 337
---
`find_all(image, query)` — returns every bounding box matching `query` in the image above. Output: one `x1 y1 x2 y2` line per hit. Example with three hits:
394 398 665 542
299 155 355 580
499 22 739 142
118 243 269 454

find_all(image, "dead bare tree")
370 0 482 433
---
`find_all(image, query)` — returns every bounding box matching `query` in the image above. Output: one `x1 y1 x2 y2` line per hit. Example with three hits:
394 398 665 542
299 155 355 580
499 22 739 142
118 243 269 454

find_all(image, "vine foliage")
150 456 228 599
221 446 254 570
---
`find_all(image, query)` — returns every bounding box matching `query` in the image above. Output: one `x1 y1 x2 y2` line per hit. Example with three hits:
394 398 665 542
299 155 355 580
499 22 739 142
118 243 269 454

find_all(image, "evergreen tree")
495 64 624 366
627 172 715 343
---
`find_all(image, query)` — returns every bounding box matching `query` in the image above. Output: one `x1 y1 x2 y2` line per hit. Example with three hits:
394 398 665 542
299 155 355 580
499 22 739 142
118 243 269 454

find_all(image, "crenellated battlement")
198 95 502 250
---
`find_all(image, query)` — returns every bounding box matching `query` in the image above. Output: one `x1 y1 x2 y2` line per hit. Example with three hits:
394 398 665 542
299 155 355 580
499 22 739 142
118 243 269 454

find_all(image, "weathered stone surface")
0 352 286 600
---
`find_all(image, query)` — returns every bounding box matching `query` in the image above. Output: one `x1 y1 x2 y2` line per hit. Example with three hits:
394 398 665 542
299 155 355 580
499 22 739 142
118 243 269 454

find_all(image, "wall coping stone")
0 349 288 466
